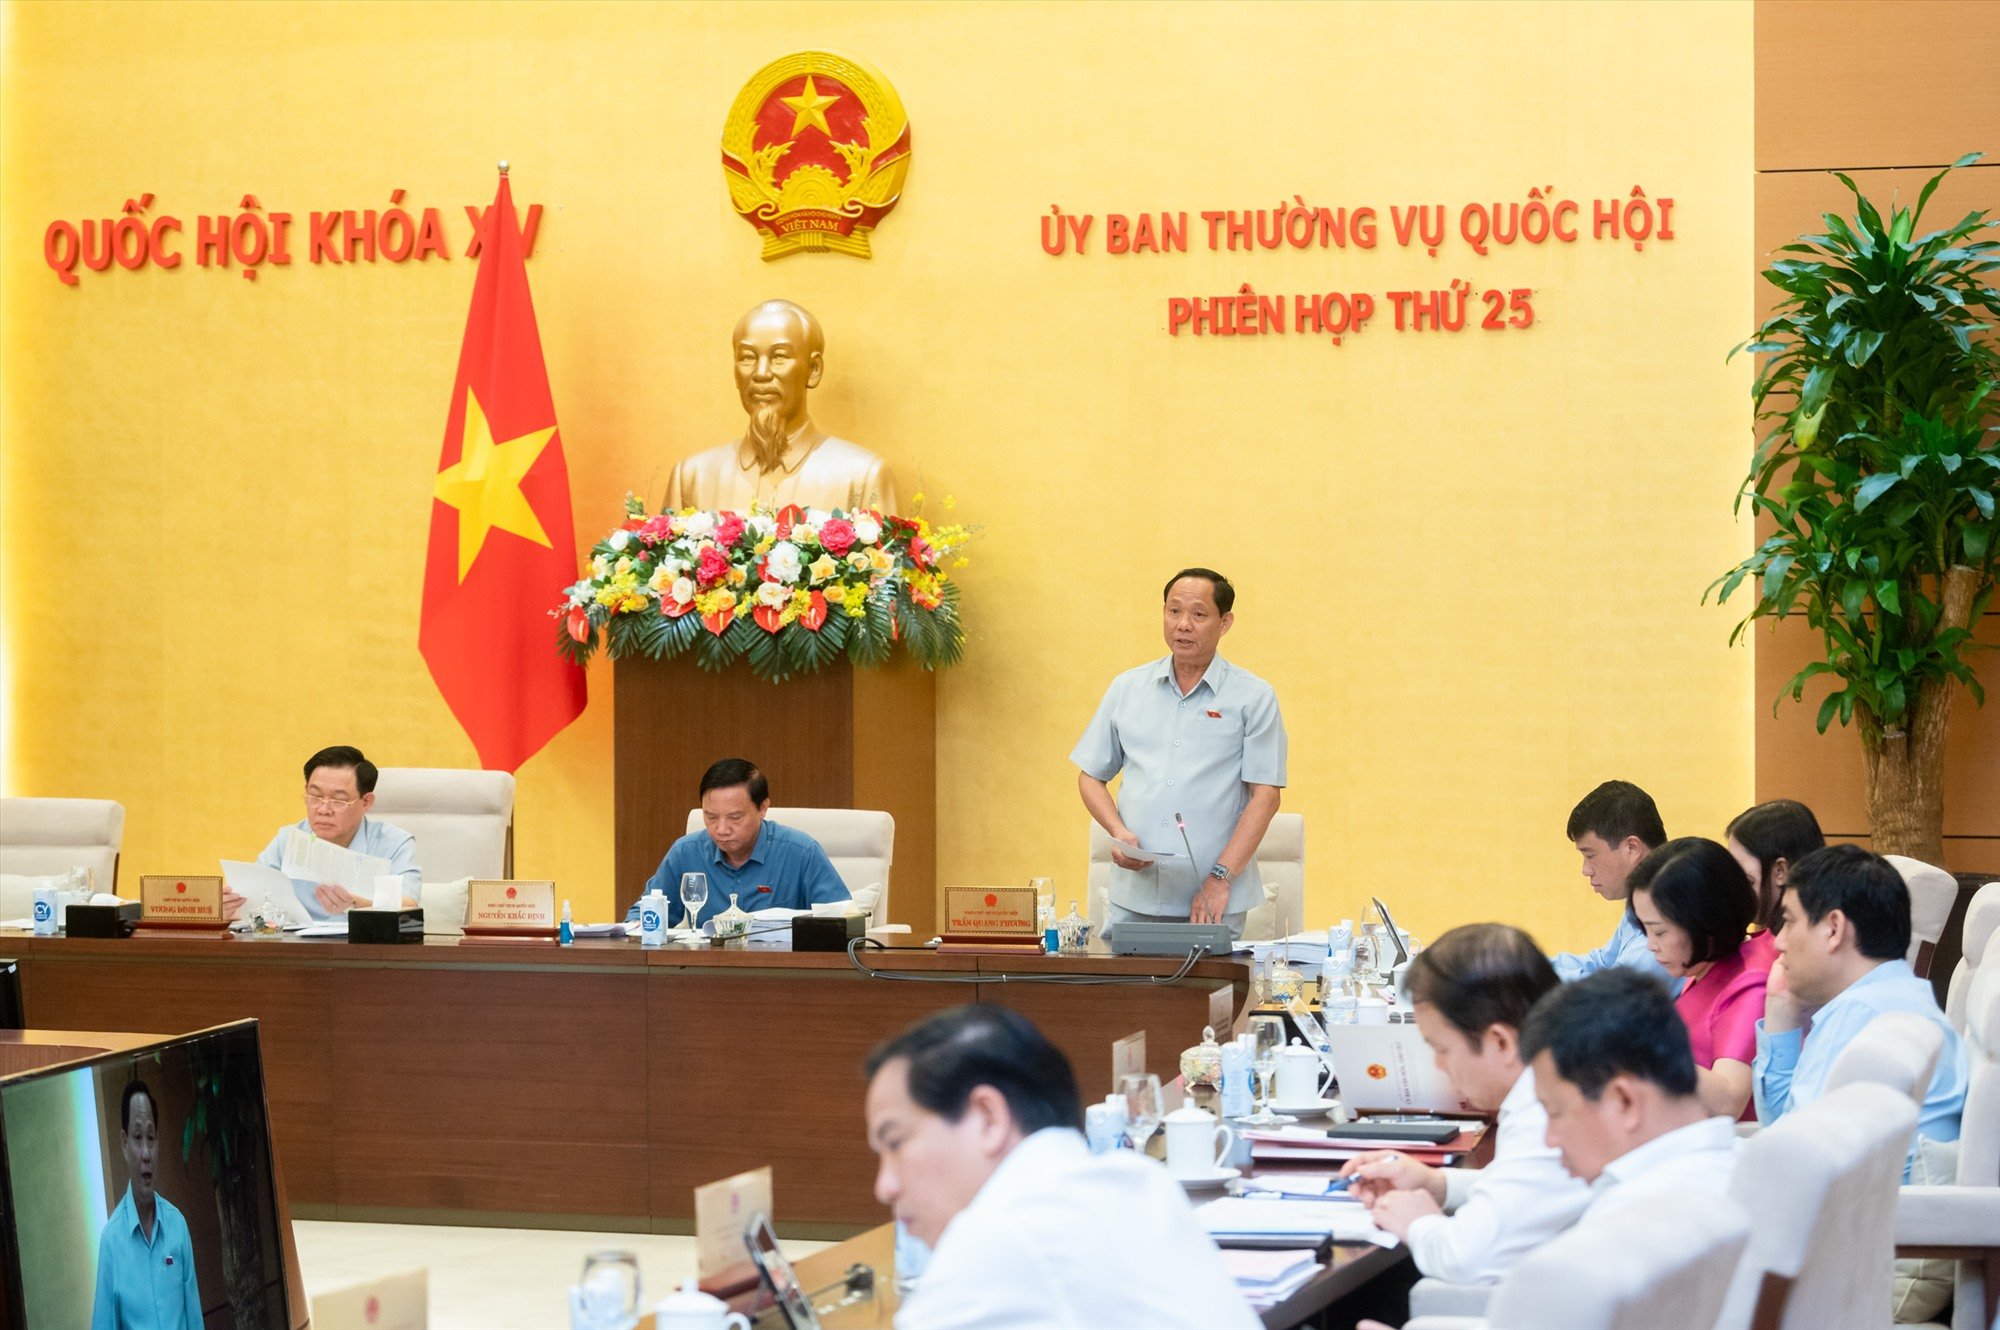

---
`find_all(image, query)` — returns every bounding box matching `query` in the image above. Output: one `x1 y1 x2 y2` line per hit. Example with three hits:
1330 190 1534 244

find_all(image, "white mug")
1274 1042 1333 1103
654 1278 751 1330
1162 1105 1234 1175
1357 997 1391 1025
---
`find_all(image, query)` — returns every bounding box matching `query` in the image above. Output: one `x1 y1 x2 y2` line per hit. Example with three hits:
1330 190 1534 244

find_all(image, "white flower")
614 556 633 576
670 576 695 606
680 512 716 540
755 580 790 608
765 541 804 584
790 522 819 547
747 514 777 540
804 507 833 525
590 554 613 578
608 530 631 552
853 515 882 544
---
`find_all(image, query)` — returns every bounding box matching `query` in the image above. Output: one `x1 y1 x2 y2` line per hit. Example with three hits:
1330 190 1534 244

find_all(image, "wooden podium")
612 652 938 938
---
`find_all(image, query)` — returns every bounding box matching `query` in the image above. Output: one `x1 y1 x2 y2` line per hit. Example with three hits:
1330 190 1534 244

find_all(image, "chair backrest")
1825 1009 1945 1110
1483 1187 1750 1330
1715 1082 1921 1330
1945 882 2000 1034
0 797 125 891
1085 813 1305 941
682 807 894 928
1956 957 2000 1190
1888 854 1959 977
370 768 515 884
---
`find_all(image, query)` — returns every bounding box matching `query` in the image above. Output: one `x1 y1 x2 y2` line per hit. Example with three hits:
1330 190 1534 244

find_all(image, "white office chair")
683 807 893 928
0 797 125 892
369 768 515 883
1085 813 1304 942
1896 957 2000 1330
1945 884 1999 1035
1825 1010 1946 1110
1714 1082 1920 1330
1403 1187 1751 1330
1890 855 1961 979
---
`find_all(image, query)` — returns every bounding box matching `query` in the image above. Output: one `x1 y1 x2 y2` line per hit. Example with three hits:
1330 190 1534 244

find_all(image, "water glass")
576 1250 640 1330
1243 1014 1293 1125
1121 1072 1163 1153
678 872 709 934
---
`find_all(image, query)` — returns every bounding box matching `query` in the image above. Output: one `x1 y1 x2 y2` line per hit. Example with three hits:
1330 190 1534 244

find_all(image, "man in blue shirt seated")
1550 780 1671 982
1754 843 1967 1170
240 745 421 922
629 758 850 929
93 1080 202 1330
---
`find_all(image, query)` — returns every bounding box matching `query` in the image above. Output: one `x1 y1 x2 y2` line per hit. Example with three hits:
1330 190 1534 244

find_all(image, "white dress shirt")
894 1128 1259 1330
1402 1064 1593 1284
1583 1114 1739 1220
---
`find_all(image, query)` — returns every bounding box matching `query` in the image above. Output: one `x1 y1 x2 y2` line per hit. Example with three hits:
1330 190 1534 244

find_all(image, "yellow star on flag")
432 389 556 581
781 76 839 137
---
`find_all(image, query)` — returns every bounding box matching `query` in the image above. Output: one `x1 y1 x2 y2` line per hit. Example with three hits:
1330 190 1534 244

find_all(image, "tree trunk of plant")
1860 565 1980 866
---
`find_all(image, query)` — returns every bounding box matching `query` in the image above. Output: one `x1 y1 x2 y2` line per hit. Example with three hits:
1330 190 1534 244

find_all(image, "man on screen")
240 745 421 921
92 1080 202 1330
626 758 850 929
1072 568 1286 941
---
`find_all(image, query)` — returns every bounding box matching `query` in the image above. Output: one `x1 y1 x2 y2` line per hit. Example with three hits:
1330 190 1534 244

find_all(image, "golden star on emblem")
780 76 839 137
433 389 557 581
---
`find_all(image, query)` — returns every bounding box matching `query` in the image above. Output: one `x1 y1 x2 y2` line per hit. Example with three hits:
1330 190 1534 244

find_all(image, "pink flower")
715 511 747 547
696 546 730 587
819 518 857 557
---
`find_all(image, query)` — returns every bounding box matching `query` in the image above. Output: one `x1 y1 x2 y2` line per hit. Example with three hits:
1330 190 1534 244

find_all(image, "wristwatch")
1208 863 1231 883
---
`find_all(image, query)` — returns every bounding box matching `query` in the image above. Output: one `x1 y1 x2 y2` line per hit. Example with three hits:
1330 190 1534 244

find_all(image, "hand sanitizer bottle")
559 899 574 946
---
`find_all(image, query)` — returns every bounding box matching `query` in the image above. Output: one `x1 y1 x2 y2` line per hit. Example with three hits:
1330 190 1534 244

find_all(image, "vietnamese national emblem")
722 50 911 260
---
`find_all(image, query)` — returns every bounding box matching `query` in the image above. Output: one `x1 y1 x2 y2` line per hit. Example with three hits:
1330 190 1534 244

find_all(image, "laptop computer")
1324 1023 1474 1114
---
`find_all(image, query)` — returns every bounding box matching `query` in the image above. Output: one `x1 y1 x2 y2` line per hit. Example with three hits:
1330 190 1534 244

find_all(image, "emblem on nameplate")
721 50 911 260
463 880 558 938
938 886 1044 955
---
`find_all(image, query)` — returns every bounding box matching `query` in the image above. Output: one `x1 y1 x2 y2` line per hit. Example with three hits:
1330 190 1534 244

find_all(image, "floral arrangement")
556 494 972 681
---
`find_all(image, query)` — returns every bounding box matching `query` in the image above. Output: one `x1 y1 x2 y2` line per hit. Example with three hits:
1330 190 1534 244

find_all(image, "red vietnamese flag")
419 168 585 771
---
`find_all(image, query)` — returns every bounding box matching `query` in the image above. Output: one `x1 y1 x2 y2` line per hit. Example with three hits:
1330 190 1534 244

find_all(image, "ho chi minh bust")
662 300 902 516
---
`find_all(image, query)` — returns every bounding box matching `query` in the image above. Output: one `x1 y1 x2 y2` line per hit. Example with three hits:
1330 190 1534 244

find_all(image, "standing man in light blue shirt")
92 1080 203 1330
1550 781 1671 983
1755 844 1967 1169
1072 568 1286 940
242 745 422 922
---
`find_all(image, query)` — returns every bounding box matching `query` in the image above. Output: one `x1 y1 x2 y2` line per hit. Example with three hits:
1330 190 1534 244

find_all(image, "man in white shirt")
1520 967 1738 1217
863 1005 1258 1330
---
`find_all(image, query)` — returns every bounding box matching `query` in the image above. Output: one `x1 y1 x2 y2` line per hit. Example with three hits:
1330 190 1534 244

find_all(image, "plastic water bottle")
32 885 58 937
1220 1037 1255 1118
639 891 669 948
1323 921 1359 1025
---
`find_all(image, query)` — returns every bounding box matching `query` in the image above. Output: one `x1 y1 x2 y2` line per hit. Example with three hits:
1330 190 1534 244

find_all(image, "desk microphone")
1174 813 1201 869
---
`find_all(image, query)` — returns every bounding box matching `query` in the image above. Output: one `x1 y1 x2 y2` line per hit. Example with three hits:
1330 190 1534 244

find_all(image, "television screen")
0 1020 290 1330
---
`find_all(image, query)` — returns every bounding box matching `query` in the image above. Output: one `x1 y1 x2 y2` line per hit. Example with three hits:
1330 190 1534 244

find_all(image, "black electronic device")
790 914 865 952
63 901 143 939
0 1019 291 1330
744 1211 821 1329
347 908 425 945
0 962 20 1031
1327 1118 1464 1145
1370 895 1412 970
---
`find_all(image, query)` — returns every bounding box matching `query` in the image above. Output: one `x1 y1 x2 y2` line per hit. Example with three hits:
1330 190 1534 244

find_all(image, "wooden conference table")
6 928 1248 1234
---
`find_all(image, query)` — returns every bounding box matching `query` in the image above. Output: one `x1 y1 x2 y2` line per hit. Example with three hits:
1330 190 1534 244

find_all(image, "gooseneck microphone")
1174 812 1200 868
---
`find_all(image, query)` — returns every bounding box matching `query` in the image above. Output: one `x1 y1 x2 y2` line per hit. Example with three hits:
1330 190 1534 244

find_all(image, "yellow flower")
727 566 747 587
808 553 839 584
698 588 737 616
867 546 894 572
847 552 870 571
911 491 925 507
846 602 867 618
755 538 774 557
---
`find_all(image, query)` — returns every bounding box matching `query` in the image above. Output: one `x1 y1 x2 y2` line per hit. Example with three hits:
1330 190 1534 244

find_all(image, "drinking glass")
1243 1014 1294 1125
678 871 709 935
1121 1072 1163 1154
1029 876 1055 930
576 1249 640 1330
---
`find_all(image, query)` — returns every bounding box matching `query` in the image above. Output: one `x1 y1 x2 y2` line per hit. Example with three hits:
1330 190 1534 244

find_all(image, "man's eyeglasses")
303 792 357 811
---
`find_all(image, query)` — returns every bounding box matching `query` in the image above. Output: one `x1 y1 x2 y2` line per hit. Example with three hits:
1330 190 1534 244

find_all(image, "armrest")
1410 1278 1498 1318
1402 1318 1487 1330
1895 1185 2000 1247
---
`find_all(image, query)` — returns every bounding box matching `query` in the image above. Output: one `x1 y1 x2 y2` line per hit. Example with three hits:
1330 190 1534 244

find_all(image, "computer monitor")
0 962 21 1031
0 1019 291 1330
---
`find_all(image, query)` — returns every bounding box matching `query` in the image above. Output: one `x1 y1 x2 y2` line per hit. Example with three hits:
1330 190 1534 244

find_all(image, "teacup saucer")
1171 1165 1241 1190
1270 1097 1340 1117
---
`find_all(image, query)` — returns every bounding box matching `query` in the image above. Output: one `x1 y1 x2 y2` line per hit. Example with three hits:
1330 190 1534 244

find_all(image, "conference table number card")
137 875 226 928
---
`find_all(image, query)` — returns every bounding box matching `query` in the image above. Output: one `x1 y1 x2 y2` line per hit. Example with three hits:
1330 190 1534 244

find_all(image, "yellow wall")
1 0 1754 952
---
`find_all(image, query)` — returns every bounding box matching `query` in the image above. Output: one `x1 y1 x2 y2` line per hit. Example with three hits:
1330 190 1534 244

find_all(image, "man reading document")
237 745 421 922
1072 568 1286 941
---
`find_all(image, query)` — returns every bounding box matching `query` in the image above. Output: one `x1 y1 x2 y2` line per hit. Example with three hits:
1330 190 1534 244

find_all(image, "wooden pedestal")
612 652 937 939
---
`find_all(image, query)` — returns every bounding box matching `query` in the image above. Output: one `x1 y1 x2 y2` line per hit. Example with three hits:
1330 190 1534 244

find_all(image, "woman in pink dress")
1724 800 1826 974
1626 837 1766 1120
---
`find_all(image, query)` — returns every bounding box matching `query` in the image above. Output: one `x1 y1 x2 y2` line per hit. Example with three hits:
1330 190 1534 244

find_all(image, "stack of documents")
1196 1196 1396 1249
1218 1247 1323 1309
1245 1124 1479 1164
1236 930 1328 966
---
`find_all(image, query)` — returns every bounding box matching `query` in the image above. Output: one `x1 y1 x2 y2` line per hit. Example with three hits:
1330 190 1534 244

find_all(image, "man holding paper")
1072 568 1286 941
237 746 421 921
